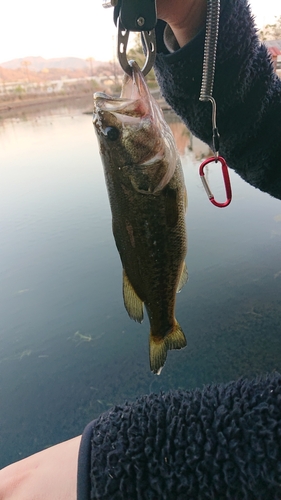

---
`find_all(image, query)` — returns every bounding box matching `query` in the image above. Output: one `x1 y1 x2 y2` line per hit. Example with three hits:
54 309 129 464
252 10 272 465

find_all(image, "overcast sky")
1 0 280 63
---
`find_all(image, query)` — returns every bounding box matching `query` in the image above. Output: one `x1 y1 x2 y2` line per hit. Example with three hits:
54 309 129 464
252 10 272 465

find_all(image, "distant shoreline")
0 92 93 119
0 89 171 120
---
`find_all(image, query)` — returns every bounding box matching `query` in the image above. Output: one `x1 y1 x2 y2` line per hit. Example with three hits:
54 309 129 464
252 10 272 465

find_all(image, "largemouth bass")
93 61 188 374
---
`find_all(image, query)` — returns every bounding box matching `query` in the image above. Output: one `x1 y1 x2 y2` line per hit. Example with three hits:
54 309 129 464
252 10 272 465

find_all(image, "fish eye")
104 126 120 141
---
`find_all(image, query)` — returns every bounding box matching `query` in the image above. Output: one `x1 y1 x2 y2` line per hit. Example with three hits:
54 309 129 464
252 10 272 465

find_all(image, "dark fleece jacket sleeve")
77 373 281 500
153 0 281 200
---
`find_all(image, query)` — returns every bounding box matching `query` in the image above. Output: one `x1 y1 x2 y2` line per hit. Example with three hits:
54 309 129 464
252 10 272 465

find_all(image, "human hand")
156 0 207 46
0 435 81 500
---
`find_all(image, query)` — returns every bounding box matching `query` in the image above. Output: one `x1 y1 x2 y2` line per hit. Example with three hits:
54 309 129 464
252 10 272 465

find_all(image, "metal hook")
117 18 156 76
199 156 232 208
200 95 220 158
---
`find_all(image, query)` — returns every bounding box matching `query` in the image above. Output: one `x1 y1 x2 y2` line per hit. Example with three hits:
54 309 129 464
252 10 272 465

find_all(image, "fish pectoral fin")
149 321 187 375
177 261 188 293
123 270 144 323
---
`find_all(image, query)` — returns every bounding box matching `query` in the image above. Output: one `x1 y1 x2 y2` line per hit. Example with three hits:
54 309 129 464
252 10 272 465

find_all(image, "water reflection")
0 101 280 467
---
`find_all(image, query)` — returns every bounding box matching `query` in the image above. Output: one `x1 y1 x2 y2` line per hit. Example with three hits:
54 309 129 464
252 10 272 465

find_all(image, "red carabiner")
199 156 232 208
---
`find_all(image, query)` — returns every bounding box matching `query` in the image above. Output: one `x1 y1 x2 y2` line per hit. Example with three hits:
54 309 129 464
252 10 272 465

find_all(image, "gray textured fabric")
78 373 281 499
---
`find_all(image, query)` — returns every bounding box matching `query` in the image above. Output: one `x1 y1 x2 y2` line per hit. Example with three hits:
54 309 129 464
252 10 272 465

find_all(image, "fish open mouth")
94 97 149 124
93 61 152 125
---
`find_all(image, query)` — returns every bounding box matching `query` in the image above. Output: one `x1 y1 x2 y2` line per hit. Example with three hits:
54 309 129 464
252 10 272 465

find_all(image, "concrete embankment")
0 88 170 119
0 93 93 119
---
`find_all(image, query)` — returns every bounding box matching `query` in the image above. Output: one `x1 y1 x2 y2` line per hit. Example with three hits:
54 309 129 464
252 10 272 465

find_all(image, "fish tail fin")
165 321 187 351
149 321 187 375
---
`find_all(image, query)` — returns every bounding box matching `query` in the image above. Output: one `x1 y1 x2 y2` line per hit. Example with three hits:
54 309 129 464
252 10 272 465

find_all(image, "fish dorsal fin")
123 270 144 323
177 261 188 293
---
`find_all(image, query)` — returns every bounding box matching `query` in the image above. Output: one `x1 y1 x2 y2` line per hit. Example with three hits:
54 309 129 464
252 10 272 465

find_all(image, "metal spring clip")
199 0 232 208
102 0 157 76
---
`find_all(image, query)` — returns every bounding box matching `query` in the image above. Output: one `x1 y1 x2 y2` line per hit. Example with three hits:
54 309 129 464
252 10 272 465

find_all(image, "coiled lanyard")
199 0 232 208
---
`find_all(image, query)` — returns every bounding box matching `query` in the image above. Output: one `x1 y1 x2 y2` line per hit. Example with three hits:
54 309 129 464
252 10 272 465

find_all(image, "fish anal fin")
177 261 188 293
149 320 187 375
165 321 187 352
123 270 144 323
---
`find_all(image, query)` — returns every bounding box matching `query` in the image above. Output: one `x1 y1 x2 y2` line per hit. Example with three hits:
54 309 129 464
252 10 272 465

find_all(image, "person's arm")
0 436 81 500
154 0 281 200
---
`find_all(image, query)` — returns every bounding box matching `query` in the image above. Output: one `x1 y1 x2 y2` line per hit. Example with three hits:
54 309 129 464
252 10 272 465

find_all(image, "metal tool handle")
103 0 157 76
118 0 157 32
103 0 157 31
117 19 156 76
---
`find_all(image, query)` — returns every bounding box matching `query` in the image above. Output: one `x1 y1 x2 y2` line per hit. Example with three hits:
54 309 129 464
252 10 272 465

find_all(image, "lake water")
0 99 281 467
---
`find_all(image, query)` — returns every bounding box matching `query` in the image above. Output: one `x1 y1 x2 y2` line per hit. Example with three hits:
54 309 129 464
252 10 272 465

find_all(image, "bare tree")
21 60 31 82
259 15 281 41
86 57 95 77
